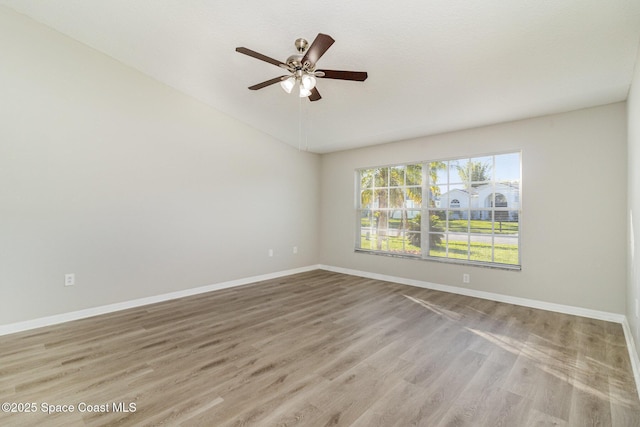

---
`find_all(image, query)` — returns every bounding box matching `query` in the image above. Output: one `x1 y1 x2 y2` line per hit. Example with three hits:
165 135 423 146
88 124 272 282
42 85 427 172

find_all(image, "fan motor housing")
286 54 316 73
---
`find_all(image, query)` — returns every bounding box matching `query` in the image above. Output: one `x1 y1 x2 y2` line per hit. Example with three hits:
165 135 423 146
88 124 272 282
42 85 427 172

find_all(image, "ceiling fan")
235 33 368 102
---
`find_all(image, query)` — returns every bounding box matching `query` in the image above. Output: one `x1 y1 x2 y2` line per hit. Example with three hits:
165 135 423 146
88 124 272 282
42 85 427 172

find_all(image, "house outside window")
356 151 521 269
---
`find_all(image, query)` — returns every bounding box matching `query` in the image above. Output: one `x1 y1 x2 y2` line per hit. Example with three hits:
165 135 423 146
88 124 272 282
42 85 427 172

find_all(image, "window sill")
354 249 521 271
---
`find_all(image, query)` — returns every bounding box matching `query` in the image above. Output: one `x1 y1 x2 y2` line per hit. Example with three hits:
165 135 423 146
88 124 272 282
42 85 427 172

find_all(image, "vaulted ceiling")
3 1 640 153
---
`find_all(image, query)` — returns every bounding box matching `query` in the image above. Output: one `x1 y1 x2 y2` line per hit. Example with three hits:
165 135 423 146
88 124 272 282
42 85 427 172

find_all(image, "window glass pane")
390 166 405 186
469 212 492 233
360 169 375 189
375 168 389 187
446 184 467 209
392 231 407 253
493 193 508 207
447 233 469 260
405 187 422 208
494 211 519 234
358 232 373 250
493 208 509 222
379 236 391 252
435 191 456 209
429 161 448 186
429 211 446 233
496 183 520 209
494 236 519 265
371 210 389 230
469 156 493 183
407 164 422 185
406 209 421 229
406 232 421 255
448 208 463 223
374 189 388 209
360 189 373 208
360 208 373 225
495 152 520 182
428 233 447 258
359 229 376 250
359 209 375 250
388 210 403 229
367 216 389 251
389 188 405 209
448 215 468 232
390 231 420 255
429 185 447 208
469 235 493 263
449 159 469 184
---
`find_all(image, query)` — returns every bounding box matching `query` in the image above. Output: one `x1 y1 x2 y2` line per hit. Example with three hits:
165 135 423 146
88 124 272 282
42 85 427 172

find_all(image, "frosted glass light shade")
301 75 317 91
299 86 312 97
280 76 295 93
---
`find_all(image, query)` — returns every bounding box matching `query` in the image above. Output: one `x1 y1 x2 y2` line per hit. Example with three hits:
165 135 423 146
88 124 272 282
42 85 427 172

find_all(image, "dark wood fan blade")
236 47 286 68
308 87 322 102
317 70 368 81
248 76 288 90
301 33 335 67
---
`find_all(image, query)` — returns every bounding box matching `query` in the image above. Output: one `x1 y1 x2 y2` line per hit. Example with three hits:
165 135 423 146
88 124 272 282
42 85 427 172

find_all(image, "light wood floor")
1 270 639 426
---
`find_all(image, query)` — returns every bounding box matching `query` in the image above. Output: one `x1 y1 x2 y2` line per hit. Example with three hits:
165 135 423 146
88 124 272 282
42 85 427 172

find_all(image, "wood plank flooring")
1 270 639 426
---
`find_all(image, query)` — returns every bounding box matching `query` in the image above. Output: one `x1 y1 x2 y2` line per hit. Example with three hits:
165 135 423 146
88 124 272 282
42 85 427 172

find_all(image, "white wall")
628 47 640 353
0 7 319 325
320 103 628 314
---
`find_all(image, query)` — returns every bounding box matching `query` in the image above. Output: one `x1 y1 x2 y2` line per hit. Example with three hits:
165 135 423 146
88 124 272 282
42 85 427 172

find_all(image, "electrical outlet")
463 274 470 284
293 246 298 254
268 249 274 257
636 299 639 318
65 273 75 287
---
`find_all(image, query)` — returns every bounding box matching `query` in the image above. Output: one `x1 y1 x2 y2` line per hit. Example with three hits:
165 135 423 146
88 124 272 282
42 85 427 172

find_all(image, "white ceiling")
3 1 640 153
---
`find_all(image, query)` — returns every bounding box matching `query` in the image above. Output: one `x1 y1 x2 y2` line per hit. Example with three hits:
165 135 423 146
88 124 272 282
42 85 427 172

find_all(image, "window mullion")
421 163 429 259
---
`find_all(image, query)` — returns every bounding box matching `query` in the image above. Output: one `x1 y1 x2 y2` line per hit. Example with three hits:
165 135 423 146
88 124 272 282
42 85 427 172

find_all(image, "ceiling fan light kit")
236 33 368 102
298 86 312 98
280 76 295 93
301 74 317 91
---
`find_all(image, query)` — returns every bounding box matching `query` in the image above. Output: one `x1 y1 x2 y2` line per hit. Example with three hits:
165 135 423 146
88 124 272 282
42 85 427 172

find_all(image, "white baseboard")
319 264 625 322
0 265 321 337
319 264 640 400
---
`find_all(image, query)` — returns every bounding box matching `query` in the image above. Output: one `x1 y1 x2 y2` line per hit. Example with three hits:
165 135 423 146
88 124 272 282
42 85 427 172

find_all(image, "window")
356 152 521 269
